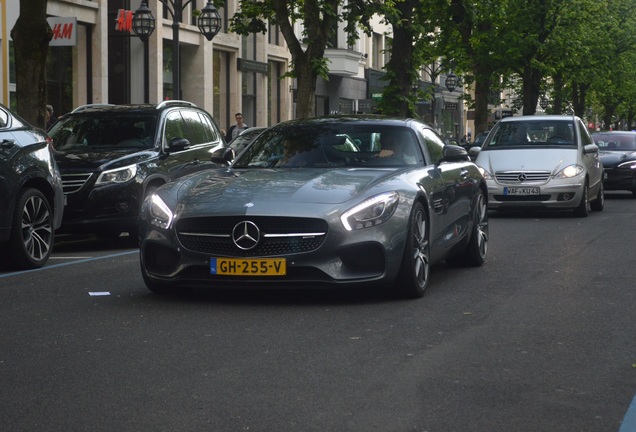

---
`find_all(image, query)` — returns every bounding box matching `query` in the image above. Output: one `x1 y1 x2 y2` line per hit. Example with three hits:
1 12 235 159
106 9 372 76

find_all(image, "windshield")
485 120 576 149
592 134 636 151
231 124 422 168
50 114 157 150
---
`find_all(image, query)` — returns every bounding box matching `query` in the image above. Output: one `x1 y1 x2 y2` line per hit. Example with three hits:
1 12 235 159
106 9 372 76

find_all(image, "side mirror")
211 147 235 165
584 143 599 154
442 144 470 162
167 137 190 152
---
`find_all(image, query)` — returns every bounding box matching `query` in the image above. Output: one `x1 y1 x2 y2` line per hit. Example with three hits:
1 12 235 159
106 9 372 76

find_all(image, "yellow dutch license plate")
210 257 286 276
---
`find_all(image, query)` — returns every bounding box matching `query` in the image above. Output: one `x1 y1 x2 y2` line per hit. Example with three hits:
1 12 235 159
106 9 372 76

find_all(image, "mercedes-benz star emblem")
517 173 527 182
232 221 261 250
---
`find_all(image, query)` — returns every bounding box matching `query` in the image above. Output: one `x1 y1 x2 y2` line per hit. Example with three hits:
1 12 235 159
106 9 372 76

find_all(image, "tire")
395 201 430 299
7 188 55 269
447 190 489 267
590 181 604 212
573 181 589 217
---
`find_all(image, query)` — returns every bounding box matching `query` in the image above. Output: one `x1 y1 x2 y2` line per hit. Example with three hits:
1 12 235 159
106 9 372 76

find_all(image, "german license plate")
210 257 286 276
504 187 540 195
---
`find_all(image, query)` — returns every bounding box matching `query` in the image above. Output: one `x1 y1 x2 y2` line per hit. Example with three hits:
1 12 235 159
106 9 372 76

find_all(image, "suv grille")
495 171 551 184
62 173 93 194
176 216 328 257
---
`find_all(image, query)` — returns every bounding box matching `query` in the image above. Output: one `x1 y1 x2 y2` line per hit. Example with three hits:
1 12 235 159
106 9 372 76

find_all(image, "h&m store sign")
47 17 77 46
46 9 135 47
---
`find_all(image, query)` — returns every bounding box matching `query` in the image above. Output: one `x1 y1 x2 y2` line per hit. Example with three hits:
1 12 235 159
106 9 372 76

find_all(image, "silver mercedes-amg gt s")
139 115 489 299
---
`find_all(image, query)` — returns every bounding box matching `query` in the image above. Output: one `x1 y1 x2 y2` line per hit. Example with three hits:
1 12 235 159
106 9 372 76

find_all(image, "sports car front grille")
62 173 93 194
495 171 551 184
176 216 328 257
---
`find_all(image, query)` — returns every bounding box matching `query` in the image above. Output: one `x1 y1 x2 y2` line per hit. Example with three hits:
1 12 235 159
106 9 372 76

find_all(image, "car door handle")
1 139 15 148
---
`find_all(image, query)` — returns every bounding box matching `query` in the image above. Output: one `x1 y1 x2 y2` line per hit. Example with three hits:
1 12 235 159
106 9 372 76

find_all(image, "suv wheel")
8 188 54 269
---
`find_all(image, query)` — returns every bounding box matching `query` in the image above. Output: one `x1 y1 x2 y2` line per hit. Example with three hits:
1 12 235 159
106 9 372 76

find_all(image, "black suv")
49 101 231 238
0 103 64 269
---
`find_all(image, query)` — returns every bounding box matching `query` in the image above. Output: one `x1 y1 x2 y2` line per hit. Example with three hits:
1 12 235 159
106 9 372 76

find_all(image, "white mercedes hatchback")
472 115 604 217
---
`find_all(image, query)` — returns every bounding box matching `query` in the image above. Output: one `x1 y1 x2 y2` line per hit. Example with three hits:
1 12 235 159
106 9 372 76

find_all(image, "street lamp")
132 2 155 42
133 0 222 100
198 1 223 41
445 72 458 92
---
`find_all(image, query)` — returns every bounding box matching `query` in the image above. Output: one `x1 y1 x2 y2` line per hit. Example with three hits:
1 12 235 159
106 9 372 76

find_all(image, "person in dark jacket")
226 112 249 142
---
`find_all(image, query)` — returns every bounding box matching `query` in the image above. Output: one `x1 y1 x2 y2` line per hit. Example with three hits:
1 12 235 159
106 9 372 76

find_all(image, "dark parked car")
0 104 64 269
48 101 232 238
591 131 636 197
139 115 489 299
471 131 490 148
228 126 266 156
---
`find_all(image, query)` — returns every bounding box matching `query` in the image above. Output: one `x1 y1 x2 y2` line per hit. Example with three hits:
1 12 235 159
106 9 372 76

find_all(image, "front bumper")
139 216 407 291
485 178 585 209
602 168 636 192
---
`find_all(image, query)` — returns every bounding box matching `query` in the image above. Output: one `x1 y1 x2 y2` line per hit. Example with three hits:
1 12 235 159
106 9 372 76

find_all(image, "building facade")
1 0 466 139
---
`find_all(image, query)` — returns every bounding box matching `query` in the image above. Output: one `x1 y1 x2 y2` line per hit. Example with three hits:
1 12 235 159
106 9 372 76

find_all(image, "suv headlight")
555 164 584 179
96 165 138 185
341 192 399 231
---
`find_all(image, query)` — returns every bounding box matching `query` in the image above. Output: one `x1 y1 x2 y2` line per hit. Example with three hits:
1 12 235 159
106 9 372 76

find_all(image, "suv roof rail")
156 100 197 109
71 103 115 113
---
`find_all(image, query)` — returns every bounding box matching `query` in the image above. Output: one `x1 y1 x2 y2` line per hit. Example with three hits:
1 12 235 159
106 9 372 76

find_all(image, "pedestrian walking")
226 112 249 142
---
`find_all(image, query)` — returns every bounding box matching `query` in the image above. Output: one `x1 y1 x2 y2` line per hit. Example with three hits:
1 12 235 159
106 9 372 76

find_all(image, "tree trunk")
473 67 491 134
378 1 417 117
572 83 588 118
522 65 541 116
602 104 615 130
294 54 318 119
552 74 564 114
10 0 51 128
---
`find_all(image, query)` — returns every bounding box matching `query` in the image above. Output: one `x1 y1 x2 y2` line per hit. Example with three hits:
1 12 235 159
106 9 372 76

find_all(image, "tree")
376 0 425 117
10 0 51 128
585 0 636 126
229 0 370 119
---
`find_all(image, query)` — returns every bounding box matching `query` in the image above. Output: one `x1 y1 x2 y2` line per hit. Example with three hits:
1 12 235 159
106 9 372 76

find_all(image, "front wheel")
573 182 589 217
394 201 430 299
6 188 55 269
590 181 604 212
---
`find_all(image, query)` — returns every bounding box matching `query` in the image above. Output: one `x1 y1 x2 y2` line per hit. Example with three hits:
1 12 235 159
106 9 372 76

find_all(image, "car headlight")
147 194 174 230
95 165 137 185
618 160 636 169
555 164 584 179
477 166 493 180
341 192 399 231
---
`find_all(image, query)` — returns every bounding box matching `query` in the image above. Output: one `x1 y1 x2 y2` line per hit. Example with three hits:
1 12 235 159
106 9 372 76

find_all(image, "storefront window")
47 46 73 116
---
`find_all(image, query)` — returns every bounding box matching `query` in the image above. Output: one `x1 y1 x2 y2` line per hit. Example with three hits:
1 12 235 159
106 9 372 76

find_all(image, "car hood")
599 150 636 167
54 148 156 172
176 167 403 207
477 148 579 174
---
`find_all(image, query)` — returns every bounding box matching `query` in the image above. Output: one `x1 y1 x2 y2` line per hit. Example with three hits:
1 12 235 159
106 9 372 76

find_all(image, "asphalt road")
1 193 635 432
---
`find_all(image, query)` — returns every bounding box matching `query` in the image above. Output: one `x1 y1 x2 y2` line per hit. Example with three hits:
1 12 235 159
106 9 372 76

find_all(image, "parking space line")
0 251 138 279
620 394 636 432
